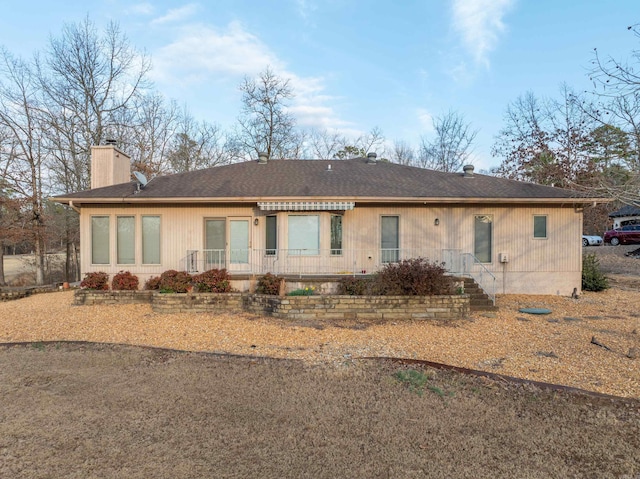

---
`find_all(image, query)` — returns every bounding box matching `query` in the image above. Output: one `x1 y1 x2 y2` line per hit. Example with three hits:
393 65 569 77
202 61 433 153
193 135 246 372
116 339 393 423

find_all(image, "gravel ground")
1 287 638 398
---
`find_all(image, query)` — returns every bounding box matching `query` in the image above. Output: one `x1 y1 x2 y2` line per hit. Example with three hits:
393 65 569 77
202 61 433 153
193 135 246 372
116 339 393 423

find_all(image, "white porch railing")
180 248 466 275
180 248 495 304
460 253 497 304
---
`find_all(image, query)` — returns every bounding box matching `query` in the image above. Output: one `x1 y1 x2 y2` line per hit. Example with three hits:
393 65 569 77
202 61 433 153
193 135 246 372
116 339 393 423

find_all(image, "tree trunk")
0 240 6 286
34 227 45 286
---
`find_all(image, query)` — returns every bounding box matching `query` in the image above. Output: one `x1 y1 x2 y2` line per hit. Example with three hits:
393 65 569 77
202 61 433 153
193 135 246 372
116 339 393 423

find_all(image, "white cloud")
151 4 199 25
152 21 282 82
126 3 155 16
451 0 514 67
152 20 347 131
416 108 434 133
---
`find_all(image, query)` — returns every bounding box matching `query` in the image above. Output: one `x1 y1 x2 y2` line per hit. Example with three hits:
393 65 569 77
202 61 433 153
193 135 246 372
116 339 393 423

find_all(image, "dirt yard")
0 244 638 477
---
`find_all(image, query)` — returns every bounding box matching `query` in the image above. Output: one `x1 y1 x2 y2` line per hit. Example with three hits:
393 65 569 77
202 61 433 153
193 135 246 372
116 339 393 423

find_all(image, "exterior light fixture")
254 218 259 226
434 218 440 226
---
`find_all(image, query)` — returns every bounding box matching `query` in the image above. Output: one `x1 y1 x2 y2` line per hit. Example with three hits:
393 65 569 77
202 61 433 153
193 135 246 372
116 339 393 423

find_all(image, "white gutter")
52 196 611 206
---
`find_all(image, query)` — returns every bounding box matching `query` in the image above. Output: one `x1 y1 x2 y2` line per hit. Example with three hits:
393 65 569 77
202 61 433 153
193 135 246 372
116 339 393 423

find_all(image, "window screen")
288 215 319 255
533 215 547 238
142 216 161 264
331 215 342 255
474 215 492 263
117 216 135 264
91 216 110 264
266 216 277 255
381 216 399 263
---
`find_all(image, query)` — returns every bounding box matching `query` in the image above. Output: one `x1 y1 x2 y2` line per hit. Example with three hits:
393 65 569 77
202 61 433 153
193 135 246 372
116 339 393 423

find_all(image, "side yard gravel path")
1 289 638 398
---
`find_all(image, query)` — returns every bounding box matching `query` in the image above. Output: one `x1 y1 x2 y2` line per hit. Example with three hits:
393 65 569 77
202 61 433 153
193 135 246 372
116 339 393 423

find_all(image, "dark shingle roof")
56 157 592 203
608 204 640 218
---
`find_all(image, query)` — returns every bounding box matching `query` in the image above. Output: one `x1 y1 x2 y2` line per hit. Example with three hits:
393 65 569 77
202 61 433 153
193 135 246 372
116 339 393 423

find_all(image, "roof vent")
463 164 474 177
366 152 377 164
326 164 332 171
258 152 268 164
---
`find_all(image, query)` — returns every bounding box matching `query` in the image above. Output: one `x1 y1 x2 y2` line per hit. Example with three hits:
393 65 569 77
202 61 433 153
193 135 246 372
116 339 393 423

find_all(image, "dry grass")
0 343 638 479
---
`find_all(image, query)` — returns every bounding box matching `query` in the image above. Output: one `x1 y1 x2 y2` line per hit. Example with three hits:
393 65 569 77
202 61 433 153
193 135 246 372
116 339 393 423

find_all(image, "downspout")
68 200 80 213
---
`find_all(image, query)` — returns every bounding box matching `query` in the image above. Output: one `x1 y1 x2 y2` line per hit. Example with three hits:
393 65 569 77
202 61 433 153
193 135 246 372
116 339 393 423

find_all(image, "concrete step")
458 276 497 312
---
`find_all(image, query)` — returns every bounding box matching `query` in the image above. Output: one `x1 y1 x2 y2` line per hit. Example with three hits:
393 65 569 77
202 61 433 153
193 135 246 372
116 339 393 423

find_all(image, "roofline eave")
51 195 611 206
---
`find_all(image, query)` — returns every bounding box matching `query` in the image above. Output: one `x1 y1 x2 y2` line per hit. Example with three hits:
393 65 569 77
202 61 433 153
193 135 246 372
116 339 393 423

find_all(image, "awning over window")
258 201 355 211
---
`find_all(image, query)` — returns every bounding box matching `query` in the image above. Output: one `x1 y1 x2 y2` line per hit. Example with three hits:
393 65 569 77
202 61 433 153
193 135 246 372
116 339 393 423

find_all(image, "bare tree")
389 140 416 165
167 107 232 172
492 88 596 187
37 17 152 191
306 128 347 159
332 127 387 159
110 93 179 177
0 49 48 284
586 25 640 206
590 24 640 98
418 111 477 172
235 67 301 160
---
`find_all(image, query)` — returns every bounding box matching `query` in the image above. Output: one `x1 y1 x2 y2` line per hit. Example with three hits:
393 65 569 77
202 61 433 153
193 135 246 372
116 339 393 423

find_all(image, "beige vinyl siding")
80 204 258 277
79 202 582 294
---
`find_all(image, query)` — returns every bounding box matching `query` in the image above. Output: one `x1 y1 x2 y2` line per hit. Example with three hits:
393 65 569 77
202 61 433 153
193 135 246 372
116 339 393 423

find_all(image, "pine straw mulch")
0 286 638 399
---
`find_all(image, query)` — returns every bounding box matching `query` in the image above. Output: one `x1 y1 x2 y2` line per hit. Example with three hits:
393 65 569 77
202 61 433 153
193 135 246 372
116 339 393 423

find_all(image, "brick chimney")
90 142 131 189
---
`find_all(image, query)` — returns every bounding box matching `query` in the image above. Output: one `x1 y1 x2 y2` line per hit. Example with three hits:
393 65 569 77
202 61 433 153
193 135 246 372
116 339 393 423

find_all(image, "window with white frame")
381 215 399 263
266 215 277 255
331 215 342 255
533 215 547 239
142 216 161 264
117 216 135 264
288 215 319 255
474 215 493 263
91 216 110 264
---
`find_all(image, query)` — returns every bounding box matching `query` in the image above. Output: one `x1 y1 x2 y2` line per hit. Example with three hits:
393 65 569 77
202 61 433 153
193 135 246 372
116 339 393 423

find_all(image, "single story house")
54 144 607 296
608 204 640 229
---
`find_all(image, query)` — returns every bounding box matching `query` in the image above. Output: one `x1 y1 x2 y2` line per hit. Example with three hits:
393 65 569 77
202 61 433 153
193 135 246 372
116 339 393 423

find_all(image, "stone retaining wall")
244 294 469 321
1 286 59 302
73 290 153 306
73 290 469 320
151 293 243 314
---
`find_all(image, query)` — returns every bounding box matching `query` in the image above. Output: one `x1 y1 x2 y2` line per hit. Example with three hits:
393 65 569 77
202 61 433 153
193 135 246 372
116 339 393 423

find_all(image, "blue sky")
1 1 638 170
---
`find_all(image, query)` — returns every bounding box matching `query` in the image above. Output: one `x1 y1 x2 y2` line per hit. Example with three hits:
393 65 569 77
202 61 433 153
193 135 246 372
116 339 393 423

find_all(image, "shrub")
80 271 109 290
255 273 281 295
393 369 431 396
582 253 609 292
337 276 375 295
193 268 232 293
288 286 316 296
373 258 454 296
159 270 193 293
111 271 139 291
144 276 162 290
